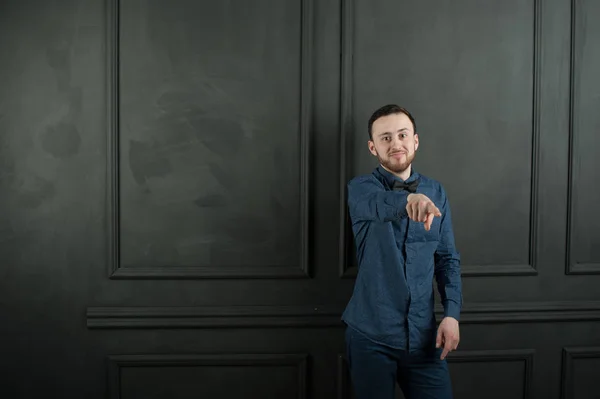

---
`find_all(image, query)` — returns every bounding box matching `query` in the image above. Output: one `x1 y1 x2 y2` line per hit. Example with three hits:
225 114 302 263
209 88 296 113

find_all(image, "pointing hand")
406 193 441 231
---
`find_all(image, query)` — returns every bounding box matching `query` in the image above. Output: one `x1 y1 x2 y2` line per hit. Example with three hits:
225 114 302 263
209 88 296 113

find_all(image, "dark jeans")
345 325 453 399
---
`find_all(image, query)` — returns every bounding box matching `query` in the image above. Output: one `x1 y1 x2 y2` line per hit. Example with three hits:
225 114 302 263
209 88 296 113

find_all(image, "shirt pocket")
408 216 441 243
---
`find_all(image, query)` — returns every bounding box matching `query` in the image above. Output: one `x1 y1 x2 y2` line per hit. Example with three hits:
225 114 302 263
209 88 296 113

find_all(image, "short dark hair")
368 104 417 140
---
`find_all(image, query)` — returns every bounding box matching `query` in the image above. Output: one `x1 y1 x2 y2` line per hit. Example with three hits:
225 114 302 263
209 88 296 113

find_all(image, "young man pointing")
342 104 463 399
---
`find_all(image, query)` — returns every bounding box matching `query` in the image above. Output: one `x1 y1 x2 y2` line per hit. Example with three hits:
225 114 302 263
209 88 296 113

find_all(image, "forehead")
372 113 413 134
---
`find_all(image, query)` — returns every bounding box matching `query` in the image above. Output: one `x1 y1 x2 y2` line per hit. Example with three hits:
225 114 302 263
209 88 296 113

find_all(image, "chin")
391 166 410 173
382 160 410 174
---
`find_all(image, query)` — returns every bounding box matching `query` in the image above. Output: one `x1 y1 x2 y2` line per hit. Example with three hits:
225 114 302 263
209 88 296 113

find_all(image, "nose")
390 136 404 150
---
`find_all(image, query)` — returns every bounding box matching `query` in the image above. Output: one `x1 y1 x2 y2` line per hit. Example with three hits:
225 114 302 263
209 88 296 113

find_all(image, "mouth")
389 152 406 159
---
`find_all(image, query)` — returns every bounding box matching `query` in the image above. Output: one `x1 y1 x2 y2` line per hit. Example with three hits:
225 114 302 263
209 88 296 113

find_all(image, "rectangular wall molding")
108 353 308 399
338 0 542 278
106 0 314 279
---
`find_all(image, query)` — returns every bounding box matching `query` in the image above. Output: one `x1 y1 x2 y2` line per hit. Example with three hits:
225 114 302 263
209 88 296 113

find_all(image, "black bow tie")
393 179 419 193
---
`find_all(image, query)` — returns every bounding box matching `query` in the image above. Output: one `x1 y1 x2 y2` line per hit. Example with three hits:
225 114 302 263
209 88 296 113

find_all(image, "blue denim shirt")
342 166 462 351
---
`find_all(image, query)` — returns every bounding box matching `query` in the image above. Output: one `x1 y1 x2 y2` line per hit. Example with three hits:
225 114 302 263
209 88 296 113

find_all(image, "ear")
414 133 419 151
368 140 378 156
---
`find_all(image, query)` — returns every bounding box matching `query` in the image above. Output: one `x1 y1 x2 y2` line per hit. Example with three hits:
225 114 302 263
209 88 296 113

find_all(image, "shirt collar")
374 165 420 189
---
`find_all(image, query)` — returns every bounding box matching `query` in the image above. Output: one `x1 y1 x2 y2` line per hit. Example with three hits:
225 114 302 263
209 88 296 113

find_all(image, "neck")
381 163 412 181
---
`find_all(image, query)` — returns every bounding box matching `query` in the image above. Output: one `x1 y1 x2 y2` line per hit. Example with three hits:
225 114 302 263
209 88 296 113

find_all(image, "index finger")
425 213 434 231
440 346 450 360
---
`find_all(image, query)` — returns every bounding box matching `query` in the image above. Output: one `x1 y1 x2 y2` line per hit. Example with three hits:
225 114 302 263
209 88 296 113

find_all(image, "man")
342 104 462 399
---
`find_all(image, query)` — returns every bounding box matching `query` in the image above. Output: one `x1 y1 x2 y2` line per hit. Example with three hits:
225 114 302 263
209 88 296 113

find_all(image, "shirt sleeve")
347 176 409 223
433 187 463 321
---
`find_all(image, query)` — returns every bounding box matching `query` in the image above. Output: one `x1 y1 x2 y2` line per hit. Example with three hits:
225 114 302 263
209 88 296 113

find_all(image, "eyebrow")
378 128 410 136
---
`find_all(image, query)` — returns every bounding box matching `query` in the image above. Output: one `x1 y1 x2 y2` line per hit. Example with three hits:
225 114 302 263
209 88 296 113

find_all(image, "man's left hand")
436 317 460 360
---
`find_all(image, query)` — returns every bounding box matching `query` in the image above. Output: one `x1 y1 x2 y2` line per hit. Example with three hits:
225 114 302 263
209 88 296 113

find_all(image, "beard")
378 150 415 174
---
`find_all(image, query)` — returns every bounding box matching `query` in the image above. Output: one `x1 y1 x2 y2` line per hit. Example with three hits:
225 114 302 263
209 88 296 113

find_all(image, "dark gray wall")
1 0 599 398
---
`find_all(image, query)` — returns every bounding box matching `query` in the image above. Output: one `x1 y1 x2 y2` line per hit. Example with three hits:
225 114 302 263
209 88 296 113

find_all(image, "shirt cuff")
394 194 409 218
443 300 461 321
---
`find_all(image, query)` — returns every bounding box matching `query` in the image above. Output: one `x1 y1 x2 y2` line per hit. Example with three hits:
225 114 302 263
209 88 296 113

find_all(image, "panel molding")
336 353 351 399
87 301 600 329
452 301 600 323
338 0 355 278
561 346 600 399
448 349 534 399
338 349 534 399
338 0 542 278
89 305 343 329
106 0 313 279
108 353 308 399
565 0 600 275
